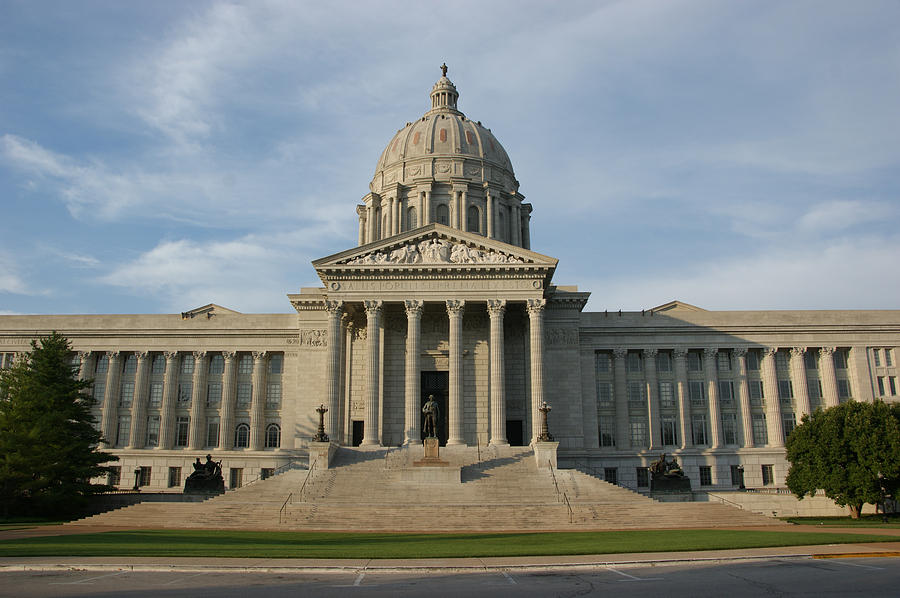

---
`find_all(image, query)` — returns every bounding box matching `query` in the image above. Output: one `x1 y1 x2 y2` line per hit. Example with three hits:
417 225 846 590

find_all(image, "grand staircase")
67 446 788 531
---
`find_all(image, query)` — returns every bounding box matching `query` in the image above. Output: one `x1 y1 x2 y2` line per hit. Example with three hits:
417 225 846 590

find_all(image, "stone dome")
370 67 519 196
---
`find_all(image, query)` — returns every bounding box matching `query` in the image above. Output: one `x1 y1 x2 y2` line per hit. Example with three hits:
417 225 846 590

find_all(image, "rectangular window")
627 352 642 373
775 351 789 370
604 468 618 486
595 352 611 374
139 466 152 487
181 354 194 375
808 379 822 400
149 382 163 407
151 354 165 374
237 382 252 406
168 467 181 488
146 415 160 447
230 468 243 489
597 382 614 406
746 350 760 371
238 355 253 375
689 380 705 406
783 413 796 441
687 351 702 372
123 354 137 374
636 468 649 488
207 382 222 406
266 382 282 408
877 377 886 396
874 349 882 367
206 418 220 448
175 416 190 447
886 349 894 367
804 351 818 370
108 466 121 487
92 380 106 404
178 382 192 404
630 418 648 447
598 418 616 447
661 416 677 446
627 381 645 405
731 465 742 487
699 466 712 487
209 354 225 374
749 380 764 406
722 413 738 445
761 464 774 486
658 381 675 408
778 380 793 400
268 354 284 374
752 413 768 445
717 351 731 372
890 377 897 396
718 380 734 406
95 354 109 375
656 352 672 373
116 415 131 447
692 414 708 445
837 379 851 399
119 381 134 408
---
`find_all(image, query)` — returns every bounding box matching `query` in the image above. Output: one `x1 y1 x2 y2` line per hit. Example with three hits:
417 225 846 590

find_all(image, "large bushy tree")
0 332 117 517
785 400 900 518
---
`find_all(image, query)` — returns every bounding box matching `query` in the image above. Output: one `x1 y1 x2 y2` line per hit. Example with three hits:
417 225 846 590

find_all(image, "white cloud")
0 253 31 295
797 200 895 234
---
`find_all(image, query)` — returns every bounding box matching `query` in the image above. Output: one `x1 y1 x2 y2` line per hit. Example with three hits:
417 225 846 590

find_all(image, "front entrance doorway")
420 371 449 445
507 419 525 446
351 420 364 447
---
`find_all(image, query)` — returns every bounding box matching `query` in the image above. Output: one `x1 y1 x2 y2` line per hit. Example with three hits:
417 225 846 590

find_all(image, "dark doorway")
421 371 449 445
507 419 525 446
351 420 364 447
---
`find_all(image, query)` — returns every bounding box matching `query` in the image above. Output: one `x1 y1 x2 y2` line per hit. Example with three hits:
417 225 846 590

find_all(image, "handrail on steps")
243 460 296 488
708 493 744 510
296 458 318 503
278 492 293 524
547 460 575 523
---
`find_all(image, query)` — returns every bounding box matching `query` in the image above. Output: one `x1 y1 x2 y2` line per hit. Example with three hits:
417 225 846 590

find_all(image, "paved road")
2 557 898 598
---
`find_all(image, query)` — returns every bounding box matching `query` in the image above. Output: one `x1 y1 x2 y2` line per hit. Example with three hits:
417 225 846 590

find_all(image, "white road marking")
828 560 885 571
606 566 663 582
501 571 517 584
50 571 128 585
161 572 208 585
354 572 366 586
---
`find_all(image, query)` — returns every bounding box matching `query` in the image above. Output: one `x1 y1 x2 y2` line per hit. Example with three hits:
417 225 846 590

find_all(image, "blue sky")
1 0 898 315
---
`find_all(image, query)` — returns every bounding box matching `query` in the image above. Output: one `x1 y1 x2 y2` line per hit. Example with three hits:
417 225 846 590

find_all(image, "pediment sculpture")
343 239 525 266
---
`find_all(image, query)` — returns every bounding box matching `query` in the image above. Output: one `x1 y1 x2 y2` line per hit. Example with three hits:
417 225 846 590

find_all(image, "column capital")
105 350 120 361
762 346 778 358
733 347 748 358
643 348 659 358
324 299 344 316
819 346 836 356
135 350 150 362
612 347 628 359
526 298 546 315
252 350 267 362
703 347 718 360
78 350 91 362
363 300 383 315
673 348 689 360
164 350 179 361
404 299 424 317
790 346 807 358
192 350 207 361
446 299 465 316
486 299 507 316
222 350 237 361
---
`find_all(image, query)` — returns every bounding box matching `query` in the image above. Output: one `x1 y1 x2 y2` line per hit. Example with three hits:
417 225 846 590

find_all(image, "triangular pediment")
180 303 241 318
313 224 558 272
650 300 707 313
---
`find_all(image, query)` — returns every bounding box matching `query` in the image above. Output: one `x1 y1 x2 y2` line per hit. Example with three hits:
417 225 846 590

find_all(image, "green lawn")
783 514 899 528
0 529 895 559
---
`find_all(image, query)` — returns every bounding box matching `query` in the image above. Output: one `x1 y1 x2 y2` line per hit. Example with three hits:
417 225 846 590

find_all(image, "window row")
597 412 776 448
602 464 775 488
596 348 852 376
137 416 281 449
91 351 284 377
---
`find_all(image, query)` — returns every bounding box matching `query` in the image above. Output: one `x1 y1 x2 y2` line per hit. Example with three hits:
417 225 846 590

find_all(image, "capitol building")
1 68 898 496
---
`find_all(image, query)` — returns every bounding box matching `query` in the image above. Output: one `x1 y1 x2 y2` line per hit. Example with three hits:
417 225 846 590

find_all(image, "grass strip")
783 515 898 528
0 529 895 559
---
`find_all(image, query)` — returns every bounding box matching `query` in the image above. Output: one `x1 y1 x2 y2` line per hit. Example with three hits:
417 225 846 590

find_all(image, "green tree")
786 400 900 518
0 332 117 517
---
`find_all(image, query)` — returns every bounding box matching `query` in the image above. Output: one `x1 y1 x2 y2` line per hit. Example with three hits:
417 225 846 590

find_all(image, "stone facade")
1 69 899 495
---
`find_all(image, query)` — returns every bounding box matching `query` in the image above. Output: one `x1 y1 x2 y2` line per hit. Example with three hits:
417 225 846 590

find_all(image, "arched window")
406 206 417 230
208 354 224 375
123 353 137 374
436 204 449 225
234 423 250 448
265 423 281 449
467 205 481 234
151 354 165 374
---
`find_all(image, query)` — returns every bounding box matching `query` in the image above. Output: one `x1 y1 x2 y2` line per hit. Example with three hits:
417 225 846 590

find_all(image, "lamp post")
313 404 329 443
537 401 553 442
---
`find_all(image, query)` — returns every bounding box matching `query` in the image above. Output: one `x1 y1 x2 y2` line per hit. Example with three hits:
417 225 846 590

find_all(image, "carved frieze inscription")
298 329 327 348
330 278 541 293
547 327 579 348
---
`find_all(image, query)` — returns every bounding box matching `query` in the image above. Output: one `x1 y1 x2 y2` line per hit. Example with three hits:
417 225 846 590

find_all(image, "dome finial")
441 62 448 77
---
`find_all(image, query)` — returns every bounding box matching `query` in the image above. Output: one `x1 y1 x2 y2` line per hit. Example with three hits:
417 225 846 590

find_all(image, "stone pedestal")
414 437 449 467
308 441 337 469
534 441 559 470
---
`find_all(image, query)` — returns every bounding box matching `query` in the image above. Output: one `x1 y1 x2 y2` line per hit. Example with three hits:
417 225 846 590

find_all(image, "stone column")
77 351 91 381
644 349 660 450
324 300 344 439
220 351 237 450
734 348 753 448
849 346 873 402
703 348 721 449
819 347 840 408
486 191 494 238
159 351 180 449
613 348 629 449
446 299 466 445
488 300 508 446
404 300 423 445
527 298 546 444
523 208 532 250
761 348 784 448
423 190 431 225
367 204 376 243
790 347 811 418
512 205 521 246
250 351 268 451
100 351 122 448
357 205 367 245
362 300 383 446
127 351 150 449
460 190 468 232
674 349 692 449
188 351 208 450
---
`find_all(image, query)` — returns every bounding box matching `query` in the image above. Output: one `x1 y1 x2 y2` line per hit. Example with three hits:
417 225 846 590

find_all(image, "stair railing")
548 460 562 502
296 458 318 503
242 460 296 488
708 493 744 510
563 491 574 523
278 492 293 524
573 460 605 481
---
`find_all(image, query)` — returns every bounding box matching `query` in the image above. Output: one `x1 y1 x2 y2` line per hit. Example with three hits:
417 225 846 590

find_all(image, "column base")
404 439 424 446
489 440 510 447
360 439 381 447
446 438 465 446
